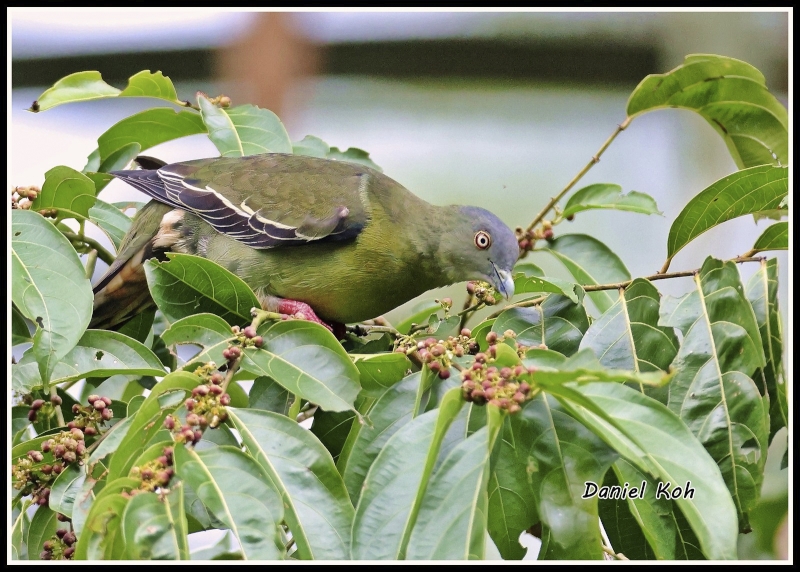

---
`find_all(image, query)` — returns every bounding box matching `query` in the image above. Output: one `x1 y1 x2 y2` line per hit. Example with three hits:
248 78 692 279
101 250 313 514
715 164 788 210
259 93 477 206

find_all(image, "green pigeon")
91 154 519 331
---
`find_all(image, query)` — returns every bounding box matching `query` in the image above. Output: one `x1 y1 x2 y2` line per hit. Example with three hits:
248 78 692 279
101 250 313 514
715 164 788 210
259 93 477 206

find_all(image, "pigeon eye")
474 231 491 250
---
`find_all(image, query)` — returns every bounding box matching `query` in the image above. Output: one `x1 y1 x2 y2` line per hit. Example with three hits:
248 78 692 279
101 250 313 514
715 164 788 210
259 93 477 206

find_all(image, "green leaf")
11 505 30 560
353 352 413 398
12 304 32 345
161 313 233 365
31 71 122 111
579 279 678 380
660 257 767 531
174 445 285 560
627 54 788 169
242 320 361 413
310 409 356 463
48 463 87 519
31 166 96 221
599 459 704 560
523 393 618 560
486 416 540 560
117 308 156 345
122 487 189 560
513 270 584 305
74 490 130 559
95 142 142 173
229 408 355 560
12 329 166 392
27 507 59 560
493 295 589 356
405 406 504 560
395 300 443 335
562 184 661 218
751 222 788 253
144 253 260 325
327 146 383 172
352 388 464 559
198 95 292 157
665 165 788 263
543 234 630 313
12 211 94 382
88 199 133 252
745 259 786 443
96 108 206 165
545 381 739 560
108 371 200 481
339 372 420 504
248 376 292 415
32 70 186 112
292 135 330 158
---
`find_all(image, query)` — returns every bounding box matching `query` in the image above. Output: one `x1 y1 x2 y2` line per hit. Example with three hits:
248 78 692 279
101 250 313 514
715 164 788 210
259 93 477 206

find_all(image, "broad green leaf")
12 304 32 345
48 463 87 519
74 491 130 559
493 295 589 356
352 388 464 560
26 507 59 560
248 376 292 415
144 253 260 325
96 108 206 164
88 198 133 252
198 95 292 157
95 142 142 173
353 352 413 398
471 317 496 352
486 415 540 560
627 54 788 169
599 458 703 560
161 313 233 365
31 166 96 221
32 70 186 112
405 406 504 560
12 329 166 392
746 259 786 443
660 257 767 531
751 222 788 253
310 409 356 463
117 308 156 345
12 211 94 382
665 165 788 263
88 415 134 466
562 184 661 218
229 408 355 560
543 234 630 313
513 271 584 305
122 487 189 560
545 381 739 560
174 445 285 560
72 475 139 539
292 134 330 158
580 279 678 382
327 146 383 172
108 371 200 481
339 372 420 503
11 506 30 560
242 320 361 413
525 394 617 560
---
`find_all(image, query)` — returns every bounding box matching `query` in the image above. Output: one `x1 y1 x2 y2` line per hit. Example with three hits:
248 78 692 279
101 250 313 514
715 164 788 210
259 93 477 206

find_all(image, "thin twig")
60 231 115 265
488 296 546 319
601 544 629 560
526 116 632 233
458 294 476 330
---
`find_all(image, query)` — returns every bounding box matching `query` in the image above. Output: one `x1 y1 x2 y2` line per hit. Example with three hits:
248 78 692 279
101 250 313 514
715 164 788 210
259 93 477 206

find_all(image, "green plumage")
92 154 519 328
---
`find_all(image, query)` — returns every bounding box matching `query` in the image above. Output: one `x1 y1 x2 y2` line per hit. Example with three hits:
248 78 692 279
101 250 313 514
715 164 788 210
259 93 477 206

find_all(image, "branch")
526 116 632 233
60 231 115 265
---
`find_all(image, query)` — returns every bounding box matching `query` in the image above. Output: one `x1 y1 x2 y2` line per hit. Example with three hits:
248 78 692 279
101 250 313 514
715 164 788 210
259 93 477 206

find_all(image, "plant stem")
84 249 98 280
288 395 302 422
601 544 629 560
488 296 546 319
60 231 115 265
525 116 632 233
458 294 476 330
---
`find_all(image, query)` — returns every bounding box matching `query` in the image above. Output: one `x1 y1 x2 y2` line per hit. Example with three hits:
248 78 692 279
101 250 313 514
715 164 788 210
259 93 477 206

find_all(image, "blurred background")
10 9 790 560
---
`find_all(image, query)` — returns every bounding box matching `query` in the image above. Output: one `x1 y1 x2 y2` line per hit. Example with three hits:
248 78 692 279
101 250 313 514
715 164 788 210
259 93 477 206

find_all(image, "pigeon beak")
490 264 515 300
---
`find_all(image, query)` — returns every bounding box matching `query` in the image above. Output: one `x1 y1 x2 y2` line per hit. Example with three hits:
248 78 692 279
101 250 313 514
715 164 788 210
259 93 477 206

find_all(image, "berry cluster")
11 185 39 210
25 394 62 423
128 446 175 493
164 364 232 445
13 427 89 506
40 528 76 560
67 394 114 435
460 331 539 413
399 328 480 380
224 325 263 362
466 281 499 305
516 219 556 254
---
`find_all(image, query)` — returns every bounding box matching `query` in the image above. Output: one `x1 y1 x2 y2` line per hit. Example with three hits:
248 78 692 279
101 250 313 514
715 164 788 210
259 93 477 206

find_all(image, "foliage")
11 55 788 561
